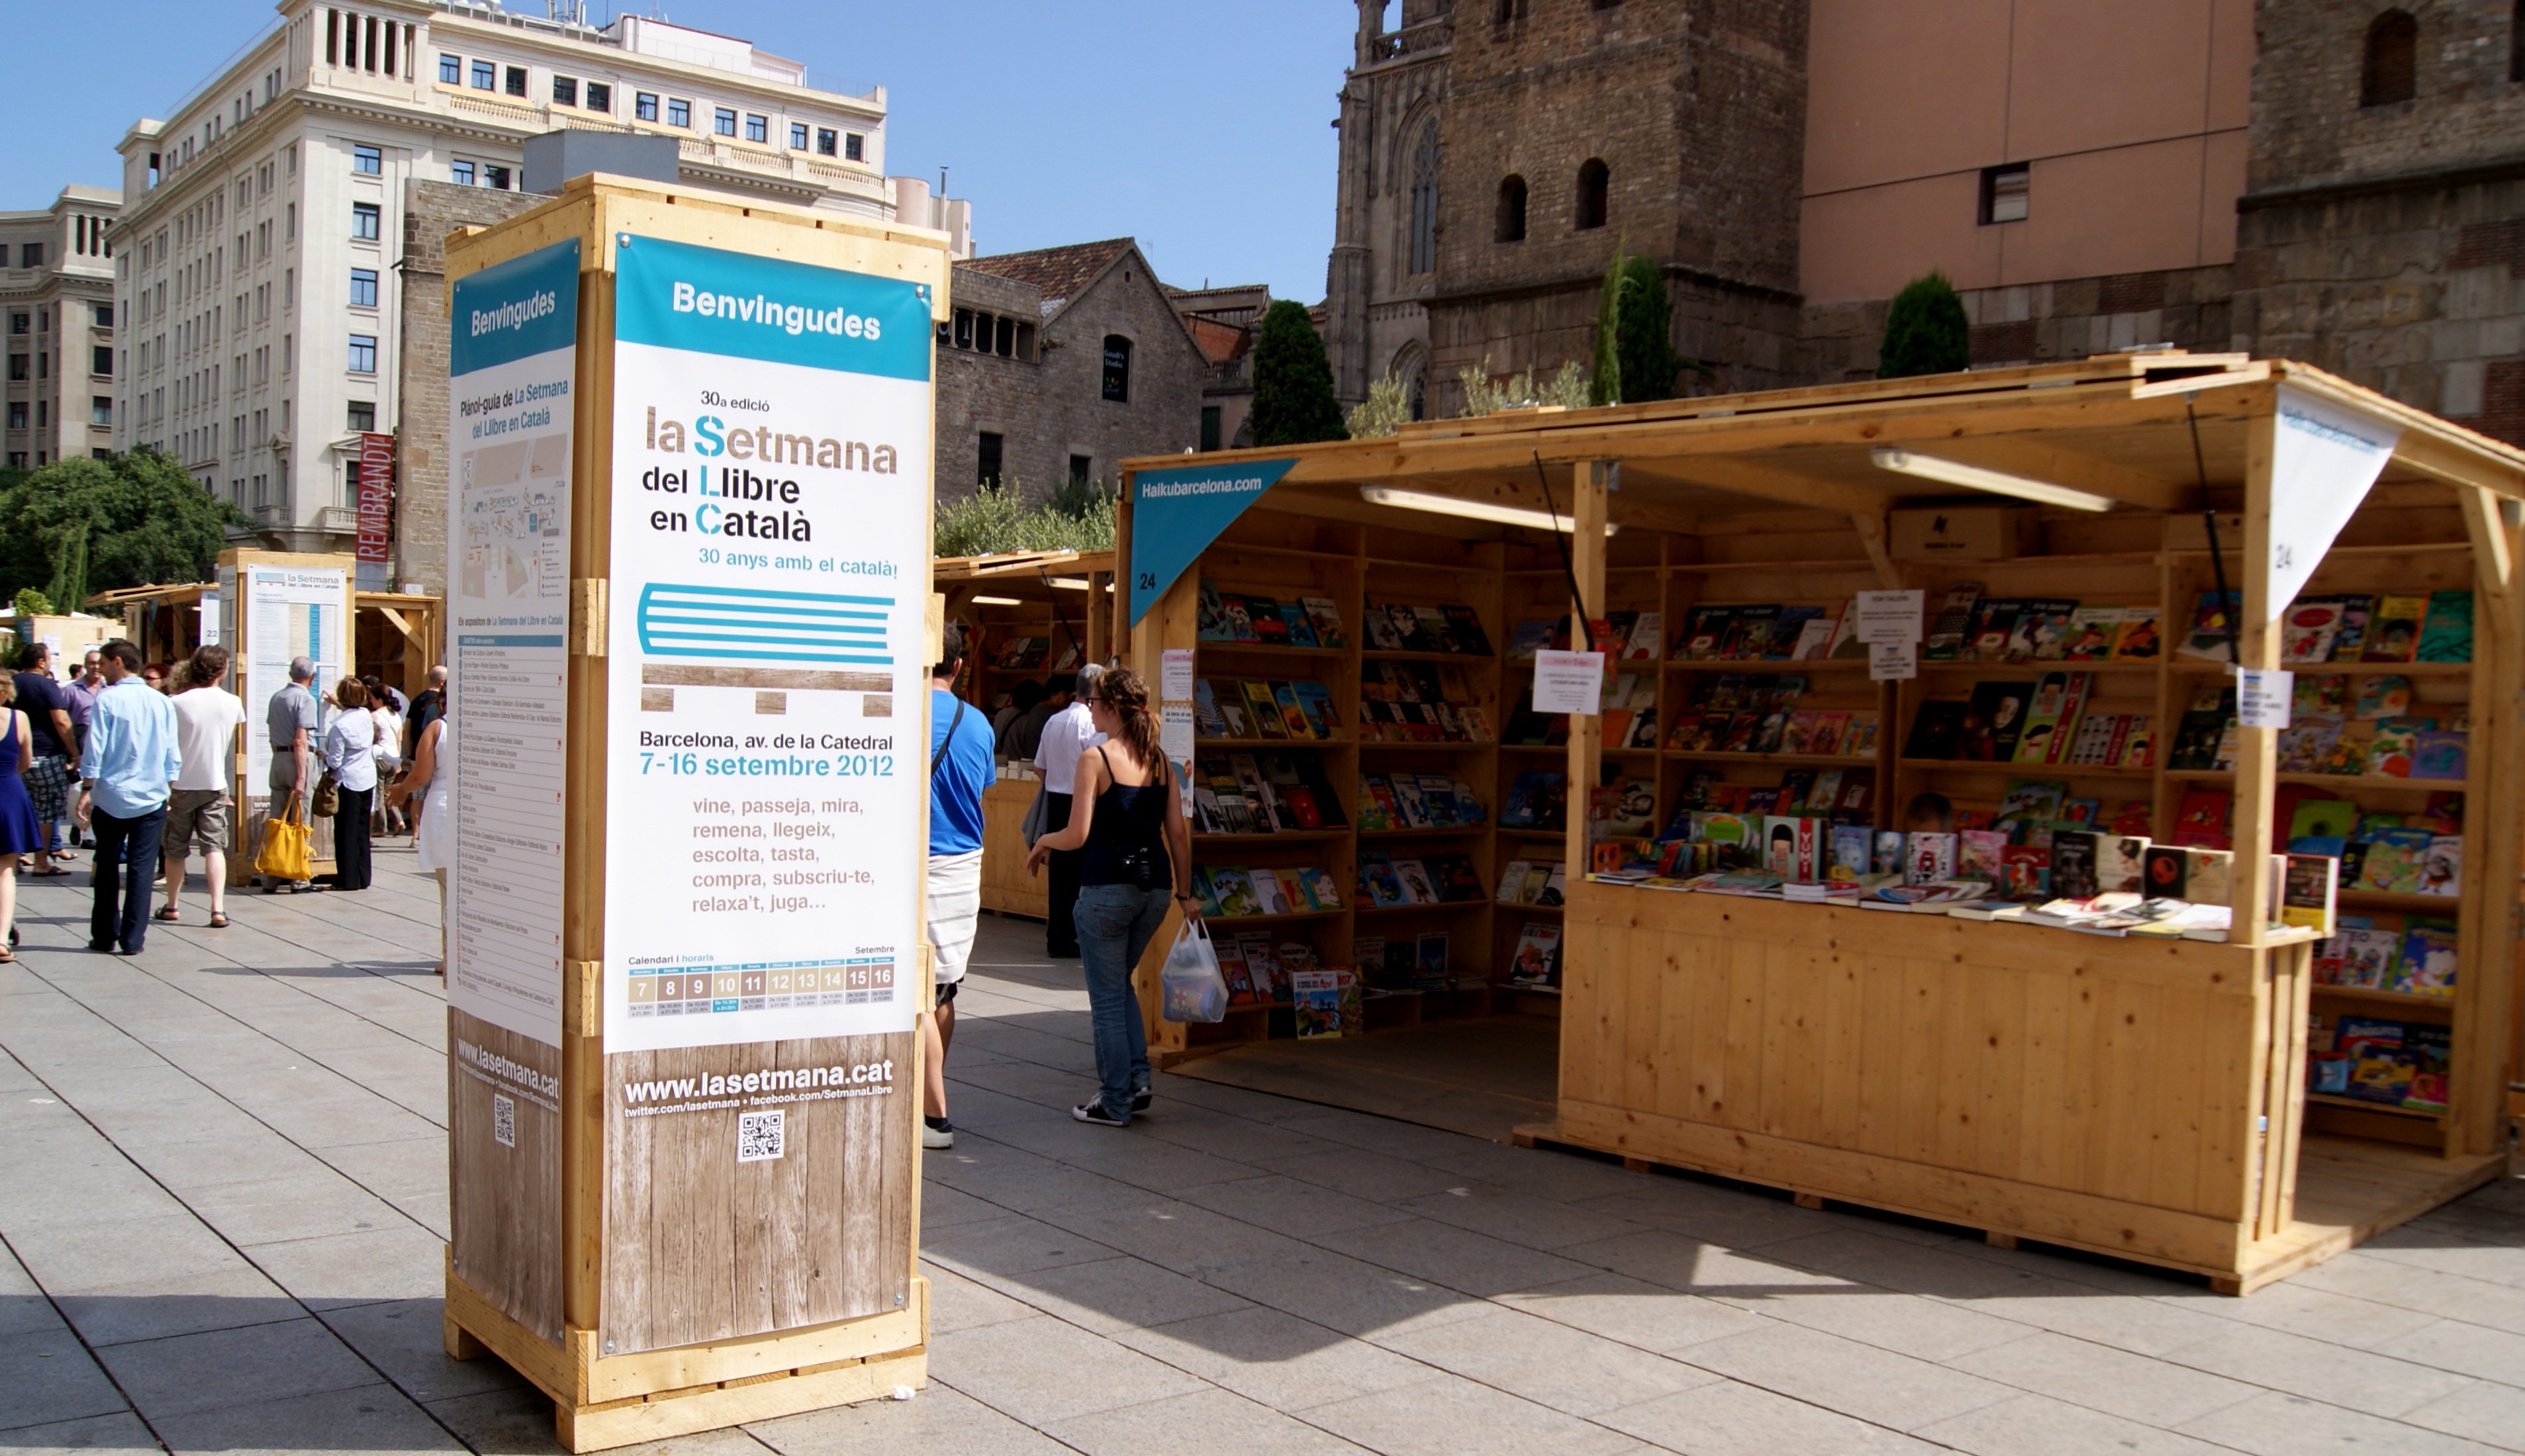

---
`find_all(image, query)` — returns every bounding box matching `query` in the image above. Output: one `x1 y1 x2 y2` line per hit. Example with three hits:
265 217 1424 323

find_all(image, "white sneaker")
921 1118 954 1150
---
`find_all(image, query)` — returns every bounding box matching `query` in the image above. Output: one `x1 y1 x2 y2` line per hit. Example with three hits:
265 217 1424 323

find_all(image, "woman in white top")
320 676 379 891
367 676 405 835
388 694 452 975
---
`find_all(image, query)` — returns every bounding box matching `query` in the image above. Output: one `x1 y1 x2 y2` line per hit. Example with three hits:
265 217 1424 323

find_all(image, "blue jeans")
1074 882 1167 1120
89 804 166 952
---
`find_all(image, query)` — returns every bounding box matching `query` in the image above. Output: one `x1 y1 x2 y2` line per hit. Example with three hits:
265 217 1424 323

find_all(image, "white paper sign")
1161 704 1197 819
1854 589 1925 645
1160 648 1194 705
1869 639 1918 681
197 594 220 647
2237 668 2293 730
2267 384 2401 619
1533 649 1607 715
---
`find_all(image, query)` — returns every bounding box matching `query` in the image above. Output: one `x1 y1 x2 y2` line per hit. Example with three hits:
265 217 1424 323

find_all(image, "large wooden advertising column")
217 548 359 885
438 175 949 1448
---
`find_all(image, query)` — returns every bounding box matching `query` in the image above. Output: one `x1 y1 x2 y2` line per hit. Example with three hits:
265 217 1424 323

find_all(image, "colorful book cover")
1959 682 2037 762
2328 595 2376 660
2050 832 2100 900
1507 618 1556 660
2353 674 2414 721
2281 599 2344 664
1196 580 1233 641
2411 731 2467 782
1292 970 1345 1038
1301 595 1347 647
2361 594 2427 662
1292 682 1339 740
2340 1017 2413 1105
2399 920 2458 995
1922 582 1983 661
2416 590 2474 664
2405 1025 2452 1112
1829 825 1872 884
2369 717 2430 778
1965 598 2023 660
2175 590 2242 662
1208 868 1262 918
2062 607 2124 661
1239 680 1286 739
2095 833 2152 895
1508 922 1562 985
2001 844 2052 900
1958 829 2009 886
2420 835 2463 896
1907 832 1959 886
1246 597 1290 645
2359 827 2432 893
2111 607 2163 660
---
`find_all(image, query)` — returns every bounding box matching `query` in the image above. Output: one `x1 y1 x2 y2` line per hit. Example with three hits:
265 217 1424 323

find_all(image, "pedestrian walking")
1032 663 1106 957
63 648 103 851
0 674 46 958
387 692 451 976
1024 665 1190 1127
265 657 321 892
160 645 245 929
366 676 405 835
403 665 446 829
81 640 181 955
320 677 377 891
11 644 76 877
922 624 995 1150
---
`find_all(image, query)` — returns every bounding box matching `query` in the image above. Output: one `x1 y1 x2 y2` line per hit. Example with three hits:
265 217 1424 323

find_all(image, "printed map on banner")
603 233 934 1054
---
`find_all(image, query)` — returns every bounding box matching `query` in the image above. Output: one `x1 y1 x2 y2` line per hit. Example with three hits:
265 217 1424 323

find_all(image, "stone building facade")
933 238 1205 503
391 178 540 596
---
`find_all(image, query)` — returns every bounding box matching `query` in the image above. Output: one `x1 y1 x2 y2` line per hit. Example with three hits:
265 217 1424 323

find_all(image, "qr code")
491 1093 516 1148
736 1109 785 1163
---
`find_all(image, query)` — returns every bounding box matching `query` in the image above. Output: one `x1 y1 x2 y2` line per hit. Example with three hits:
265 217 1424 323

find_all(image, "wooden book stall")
1116 352 2522 1293
935 549 1116 919
438 176 949 1446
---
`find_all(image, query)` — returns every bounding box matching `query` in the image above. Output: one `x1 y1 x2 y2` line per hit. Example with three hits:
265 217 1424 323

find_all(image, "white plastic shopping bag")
1160 919 1229 1023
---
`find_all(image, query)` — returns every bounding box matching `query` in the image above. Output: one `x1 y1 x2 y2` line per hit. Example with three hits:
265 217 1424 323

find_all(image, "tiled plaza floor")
6 842 2525 1454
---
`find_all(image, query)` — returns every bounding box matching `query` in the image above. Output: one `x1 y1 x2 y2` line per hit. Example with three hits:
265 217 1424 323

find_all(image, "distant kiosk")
438 175 948 1449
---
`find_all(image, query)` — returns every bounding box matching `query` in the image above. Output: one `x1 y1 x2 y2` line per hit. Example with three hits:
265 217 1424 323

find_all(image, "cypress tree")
1877 271 1971 379
1249 300 1349 446
1614 253 1678 403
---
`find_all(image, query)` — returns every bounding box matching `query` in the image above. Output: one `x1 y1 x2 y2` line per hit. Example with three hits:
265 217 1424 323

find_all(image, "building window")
816 127 838 156
2363 9 2418 106
667 98 691 128
352 202 380 240
1496 174 1528 242
745 114 769 143
93 345 112 375
6 404 23 428
585 82 610 112
94 303 112 328
440 53 461 85
952 309 973 350
504 66 528 97
789 122 808 150
1407 124 1439 274
715 107 738 136
350 267 378 307
348 400 375 431
553 75 578 107
995 316 1015 357
845 132 864 161
977 430 1003 488
452 159 475 186
352 144 382 175
7 312 23 335
2513 0 2525 81
1980 163 2030 224
1200 406 1221 452
11 355 28 382
471 59 495 90
485 165 511 190
1574 158 1610 230
19 243 43 269
1102 335 1132 402
348 334 376 373
636 91 659 121
1069 454 1093 488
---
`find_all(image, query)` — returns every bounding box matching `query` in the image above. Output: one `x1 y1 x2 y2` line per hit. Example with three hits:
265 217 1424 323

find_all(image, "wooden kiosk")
935 548 1117 918
437 176 949 1446
1118 352 2522 1292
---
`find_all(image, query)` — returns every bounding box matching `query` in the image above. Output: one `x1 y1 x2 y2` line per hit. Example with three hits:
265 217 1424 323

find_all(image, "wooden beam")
1624 455 1892 518
1565 462 1607 880
1850 511 1903 589
2460 484 2516 613
1925 437 2203 512
2231 408 2281 953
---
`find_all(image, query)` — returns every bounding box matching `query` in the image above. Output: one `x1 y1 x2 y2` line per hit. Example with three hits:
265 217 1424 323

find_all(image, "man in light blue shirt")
80 640 182 954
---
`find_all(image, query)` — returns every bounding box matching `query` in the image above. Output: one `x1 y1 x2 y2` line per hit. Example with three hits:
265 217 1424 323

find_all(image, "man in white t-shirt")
1031 662 1106 957
163 645 248 927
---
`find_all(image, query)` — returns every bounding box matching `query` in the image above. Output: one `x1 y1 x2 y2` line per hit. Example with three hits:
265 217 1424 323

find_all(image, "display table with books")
1116 351 2522 1293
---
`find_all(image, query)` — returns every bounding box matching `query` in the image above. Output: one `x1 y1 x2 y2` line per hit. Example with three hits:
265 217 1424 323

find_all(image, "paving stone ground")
6 841 2525 1455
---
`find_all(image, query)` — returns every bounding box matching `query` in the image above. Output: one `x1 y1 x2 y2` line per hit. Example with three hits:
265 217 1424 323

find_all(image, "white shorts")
925 848 984 989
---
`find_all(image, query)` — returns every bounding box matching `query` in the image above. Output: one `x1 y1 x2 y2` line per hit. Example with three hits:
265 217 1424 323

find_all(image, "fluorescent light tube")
969 594 1024 606
1870 447 2116 512
1358 484 1619 534
1048 577 1092 590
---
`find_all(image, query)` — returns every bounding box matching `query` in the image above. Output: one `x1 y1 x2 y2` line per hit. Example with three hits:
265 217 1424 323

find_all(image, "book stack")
1357 772 1487 831
1356 852 1487 907
1193 678 1341 741
1364 600 1494 655
1918 584 2164 662
1191 752 1349 835
1192 865 1345 917
1358 660 1495 742
1197 582 1347 647
1905 672 2151 768
2307 1014 2451 1112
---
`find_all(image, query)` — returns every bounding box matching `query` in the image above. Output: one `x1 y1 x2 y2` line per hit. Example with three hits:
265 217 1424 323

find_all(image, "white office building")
111 0 971 553
1 187 122 470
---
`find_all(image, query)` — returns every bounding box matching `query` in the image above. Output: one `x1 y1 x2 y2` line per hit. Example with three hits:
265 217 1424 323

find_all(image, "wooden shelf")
1359 738 1494 751
1193 736 1351 749
1915 659 2162 673
1193 641 1349 660
1355 899 1489 915
1669 749 1876 766
2307 1092 2444 1120
1203 909 1347 925
2160 769 2467 790
1497 899 1564 913
1357 825 1492 839
1500 742 1574 753
1899 757 2156 778
2169 659 2473 677
1362 649 1496 664
2311 983 2457 1013
1193 830 1350 845
2338 889 2465 912
1496 826 1566 839
1666 657 1872 671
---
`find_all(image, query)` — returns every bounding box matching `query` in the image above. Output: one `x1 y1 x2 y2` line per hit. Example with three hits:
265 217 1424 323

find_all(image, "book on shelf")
2282 852 2339 936
2418 590 2473 663
2362 594 2427 662
2176 590 2242 662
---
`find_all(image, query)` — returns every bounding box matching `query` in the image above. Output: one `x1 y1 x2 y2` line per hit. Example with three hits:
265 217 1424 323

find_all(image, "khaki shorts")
166 790 231 856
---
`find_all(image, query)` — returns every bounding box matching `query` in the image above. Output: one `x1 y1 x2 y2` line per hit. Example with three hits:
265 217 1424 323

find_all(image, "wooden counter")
981 777 1047 919
1535 881 2501 1293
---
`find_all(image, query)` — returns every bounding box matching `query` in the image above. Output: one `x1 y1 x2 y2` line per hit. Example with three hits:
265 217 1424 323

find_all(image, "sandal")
209 913 229 929
28 867 70 878
154 905 180 922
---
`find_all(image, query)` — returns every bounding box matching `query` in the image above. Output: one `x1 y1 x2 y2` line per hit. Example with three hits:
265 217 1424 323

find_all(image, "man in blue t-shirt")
924 623 996 1150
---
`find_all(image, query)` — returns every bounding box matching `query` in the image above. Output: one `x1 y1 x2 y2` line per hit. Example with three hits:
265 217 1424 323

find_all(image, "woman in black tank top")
1025 665 1193 1126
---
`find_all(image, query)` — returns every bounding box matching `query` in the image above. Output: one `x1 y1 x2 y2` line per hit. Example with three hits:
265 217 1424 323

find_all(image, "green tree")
1345 371 1413 439
933 479 1116 558
1588 246 1680 406
1878 271 1971 379
0 449 246 609
1248 300 1347 446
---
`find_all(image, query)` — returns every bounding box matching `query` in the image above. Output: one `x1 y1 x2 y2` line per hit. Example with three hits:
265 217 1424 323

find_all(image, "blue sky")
6 0 1356 302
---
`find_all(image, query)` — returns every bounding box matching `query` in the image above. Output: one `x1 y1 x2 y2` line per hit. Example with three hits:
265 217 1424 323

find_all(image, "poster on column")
241 567 347 788
603 234 933 1056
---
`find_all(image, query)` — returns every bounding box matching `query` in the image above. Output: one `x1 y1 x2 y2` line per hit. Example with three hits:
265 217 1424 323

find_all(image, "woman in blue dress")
0 674 45 958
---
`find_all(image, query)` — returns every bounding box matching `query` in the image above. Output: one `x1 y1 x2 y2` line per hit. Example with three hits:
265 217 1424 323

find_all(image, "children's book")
2359 827 2432 893
2281 853 2338 936
1922 583 1983 661
2417 590 2474 663
2062 607 2124 662
2353 674 2414 721
2399 920 2459 996
2411 731 2467 782
1904 701 1968 760
2281 599 2344 664
2420 835 2463 897
2111 607 2163 660
1292 970 1346 1038
1301 596 1347 647
2175 590 2242 662
1508 922 1562 985
2361 594 2427 662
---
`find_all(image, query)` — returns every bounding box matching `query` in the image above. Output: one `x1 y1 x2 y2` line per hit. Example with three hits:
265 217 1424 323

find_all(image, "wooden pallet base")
1513 1122 2503 1295
444 1254 929 1451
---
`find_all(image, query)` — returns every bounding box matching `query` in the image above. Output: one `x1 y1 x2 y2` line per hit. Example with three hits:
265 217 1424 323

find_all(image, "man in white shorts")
925 624 996 1150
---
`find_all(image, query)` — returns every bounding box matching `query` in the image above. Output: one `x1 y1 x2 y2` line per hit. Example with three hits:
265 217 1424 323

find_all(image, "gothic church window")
1408 124 1440 275
1576 158 1610 231
2361 10 2416 106
1496 175 1527 243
